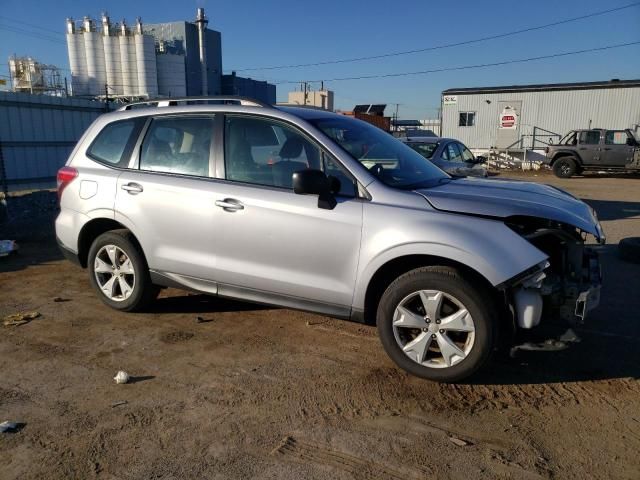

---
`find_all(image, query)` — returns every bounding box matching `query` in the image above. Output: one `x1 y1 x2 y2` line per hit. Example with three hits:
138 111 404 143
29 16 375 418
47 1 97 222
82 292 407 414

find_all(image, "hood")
415 177 604 241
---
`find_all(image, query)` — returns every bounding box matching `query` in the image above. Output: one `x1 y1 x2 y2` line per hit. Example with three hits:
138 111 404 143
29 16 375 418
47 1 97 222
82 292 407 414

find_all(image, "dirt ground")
1 170 639 479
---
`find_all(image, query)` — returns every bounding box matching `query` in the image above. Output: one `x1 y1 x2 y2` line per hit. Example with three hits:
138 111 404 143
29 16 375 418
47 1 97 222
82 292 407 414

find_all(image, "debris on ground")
0 421 24 433
306 320 328 326
510 339 568 357
449 436 472 447
559 328 581 343
3 311 40 327
196 316 214 323
111 401 128 408
0 240 19 257
52 297 70 303
113 371 130 384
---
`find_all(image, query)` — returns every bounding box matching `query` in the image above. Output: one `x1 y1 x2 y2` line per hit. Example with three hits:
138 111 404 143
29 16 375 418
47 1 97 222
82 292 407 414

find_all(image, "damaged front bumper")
510 246 602 329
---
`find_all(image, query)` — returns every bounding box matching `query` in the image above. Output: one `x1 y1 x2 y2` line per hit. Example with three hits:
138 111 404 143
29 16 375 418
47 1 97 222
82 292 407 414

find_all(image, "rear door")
209 114 364 315
601 130 634 167
115 114 221 284
577 130 602 165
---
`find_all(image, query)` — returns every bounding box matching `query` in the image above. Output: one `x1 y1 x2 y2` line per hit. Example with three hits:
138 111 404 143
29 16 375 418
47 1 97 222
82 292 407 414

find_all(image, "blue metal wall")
0 92 106 191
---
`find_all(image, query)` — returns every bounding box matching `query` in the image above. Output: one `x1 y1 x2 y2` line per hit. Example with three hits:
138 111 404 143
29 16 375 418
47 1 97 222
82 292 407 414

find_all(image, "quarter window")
459 112 475 127
139 116 213 177
87 120 140 166
579 130 601 145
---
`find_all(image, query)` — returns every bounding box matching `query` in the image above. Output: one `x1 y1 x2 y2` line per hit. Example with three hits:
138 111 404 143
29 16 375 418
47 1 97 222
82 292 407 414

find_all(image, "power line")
231 2 640 72
273 41 640 84
0 23 67 45
0 16 64 35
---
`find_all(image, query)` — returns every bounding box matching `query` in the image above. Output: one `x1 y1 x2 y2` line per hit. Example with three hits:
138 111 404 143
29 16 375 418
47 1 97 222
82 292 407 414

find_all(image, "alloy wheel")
93 244 136 302
392 290 475 368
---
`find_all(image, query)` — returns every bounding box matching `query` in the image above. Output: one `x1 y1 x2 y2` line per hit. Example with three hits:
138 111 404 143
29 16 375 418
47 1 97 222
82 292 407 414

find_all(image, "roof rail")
118 96 271 111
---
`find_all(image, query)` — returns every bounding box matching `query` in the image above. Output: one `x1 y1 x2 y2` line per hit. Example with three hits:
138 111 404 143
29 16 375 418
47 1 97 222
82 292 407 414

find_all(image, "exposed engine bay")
505 216 602 329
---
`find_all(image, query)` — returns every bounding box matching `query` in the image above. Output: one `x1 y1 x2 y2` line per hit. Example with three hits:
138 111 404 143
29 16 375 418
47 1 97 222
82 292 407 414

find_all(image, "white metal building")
441 79 640 151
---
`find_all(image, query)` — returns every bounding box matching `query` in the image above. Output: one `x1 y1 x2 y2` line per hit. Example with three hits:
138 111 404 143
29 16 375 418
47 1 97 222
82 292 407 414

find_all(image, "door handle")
215 198 244 212
603 148 611 151
121 182 143 194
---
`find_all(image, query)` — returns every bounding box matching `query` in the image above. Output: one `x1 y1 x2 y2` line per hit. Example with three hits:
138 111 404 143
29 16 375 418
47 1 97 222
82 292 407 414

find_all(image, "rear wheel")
553 157 577 178
87 230 158 312
376 266 494 382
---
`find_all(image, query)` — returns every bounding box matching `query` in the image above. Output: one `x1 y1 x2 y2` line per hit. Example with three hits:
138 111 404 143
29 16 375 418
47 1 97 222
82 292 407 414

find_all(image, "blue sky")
1 0 639 118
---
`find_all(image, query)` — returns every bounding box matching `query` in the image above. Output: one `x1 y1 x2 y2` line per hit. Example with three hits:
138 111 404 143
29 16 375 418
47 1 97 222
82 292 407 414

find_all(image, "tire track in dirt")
272 436 427 480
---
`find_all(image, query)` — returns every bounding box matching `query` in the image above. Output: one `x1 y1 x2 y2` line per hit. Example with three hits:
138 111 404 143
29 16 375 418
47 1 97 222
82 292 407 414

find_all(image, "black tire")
619 237 640 264
87 229 159 312
552 157 577 178
376 266 495 383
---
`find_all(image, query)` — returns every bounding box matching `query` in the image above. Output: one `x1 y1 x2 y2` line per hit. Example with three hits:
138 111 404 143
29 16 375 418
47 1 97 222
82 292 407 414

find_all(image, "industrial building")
65 8 275 102
144 9 222 97
8 56 65 96
441 79 640 153
222 72 276 105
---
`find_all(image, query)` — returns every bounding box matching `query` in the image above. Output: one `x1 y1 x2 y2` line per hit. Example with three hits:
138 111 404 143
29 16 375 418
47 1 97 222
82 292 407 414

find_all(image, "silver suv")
56 97 604 382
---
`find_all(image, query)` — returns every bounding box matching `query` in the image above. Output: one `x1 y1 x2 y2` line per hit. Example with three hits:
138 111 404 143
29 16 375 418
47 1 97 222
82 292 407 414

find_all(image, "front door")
115 114 221 284
601 130 635 167
577 130 602 165
210 114 363 316
495 100 522 149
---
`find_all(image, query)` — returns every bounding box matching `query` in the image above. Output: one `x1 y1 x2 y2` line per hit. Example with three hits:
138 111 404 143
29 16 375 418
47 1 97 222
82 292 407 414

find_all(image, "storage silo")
118 21 138 97
101 14 123 96
82 16 107 96
66 18 88 96
134 18 158 97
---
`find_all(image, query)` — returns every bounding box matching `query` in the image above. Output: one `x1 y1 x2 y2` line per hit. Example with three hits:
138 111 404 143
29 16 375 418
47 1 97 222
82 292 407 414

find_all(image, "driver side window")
458 144 474 162
224 115 357 197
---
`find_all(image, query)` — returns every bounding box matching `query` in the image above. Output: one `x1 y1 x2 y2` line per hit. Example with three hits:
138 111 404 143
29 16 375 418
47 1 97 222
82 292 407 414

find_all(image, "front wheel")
87 230 159 312
376 266 495 382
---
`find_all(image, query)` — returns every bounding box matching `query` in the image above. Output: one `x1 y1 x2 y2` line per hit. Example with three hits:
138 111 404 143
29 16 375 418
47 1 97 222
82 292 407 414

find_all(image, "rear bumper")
56 236 82 267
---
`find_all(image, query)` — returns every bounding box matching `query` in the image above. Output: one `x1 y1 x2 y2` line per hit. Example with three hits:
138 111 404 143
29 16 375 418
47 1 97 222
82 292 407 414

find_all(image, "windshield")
310 117 449 188
407 142 439 159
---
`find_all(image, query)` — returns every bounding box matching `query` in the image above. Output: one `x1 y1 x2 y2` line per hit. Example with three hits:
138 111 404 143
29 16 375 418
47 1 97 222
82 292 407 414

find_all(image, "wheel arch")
551 150 582 166
77 218 144 268
359 254 500 326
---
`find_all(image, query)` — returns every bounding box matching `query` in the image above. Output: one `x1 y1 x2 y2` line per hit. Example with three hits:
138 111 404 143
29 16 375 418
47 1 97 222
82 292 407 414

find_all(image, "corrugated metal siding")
442 86 640 149
0 92 106 191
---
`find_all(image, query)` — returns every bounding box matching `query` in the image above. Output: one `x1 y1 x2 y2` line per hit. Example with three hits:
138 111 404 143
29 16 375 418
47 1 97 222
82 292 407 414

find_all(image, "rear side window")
87 119 141 166
604 130 628 145
139 116 214 177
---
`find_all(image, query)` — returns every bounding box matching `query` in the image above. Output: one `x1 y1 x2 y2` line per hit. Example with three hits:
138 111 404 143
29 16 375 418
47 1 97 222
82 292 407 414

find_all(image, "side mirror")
475 155 487 164
292 169 337 210
626 137 638 146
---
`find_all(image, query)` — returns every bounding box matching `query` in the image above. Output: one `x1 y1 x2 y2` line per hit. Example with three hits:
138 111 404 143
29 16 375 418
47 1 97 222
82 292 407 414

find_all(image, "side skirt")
149 270 355 321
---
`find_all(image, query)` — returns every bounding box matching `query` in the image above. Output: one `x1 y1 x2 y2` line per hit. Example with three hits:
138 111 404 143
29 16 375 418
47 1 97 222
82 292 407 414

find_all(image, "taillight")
57 166 78 201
